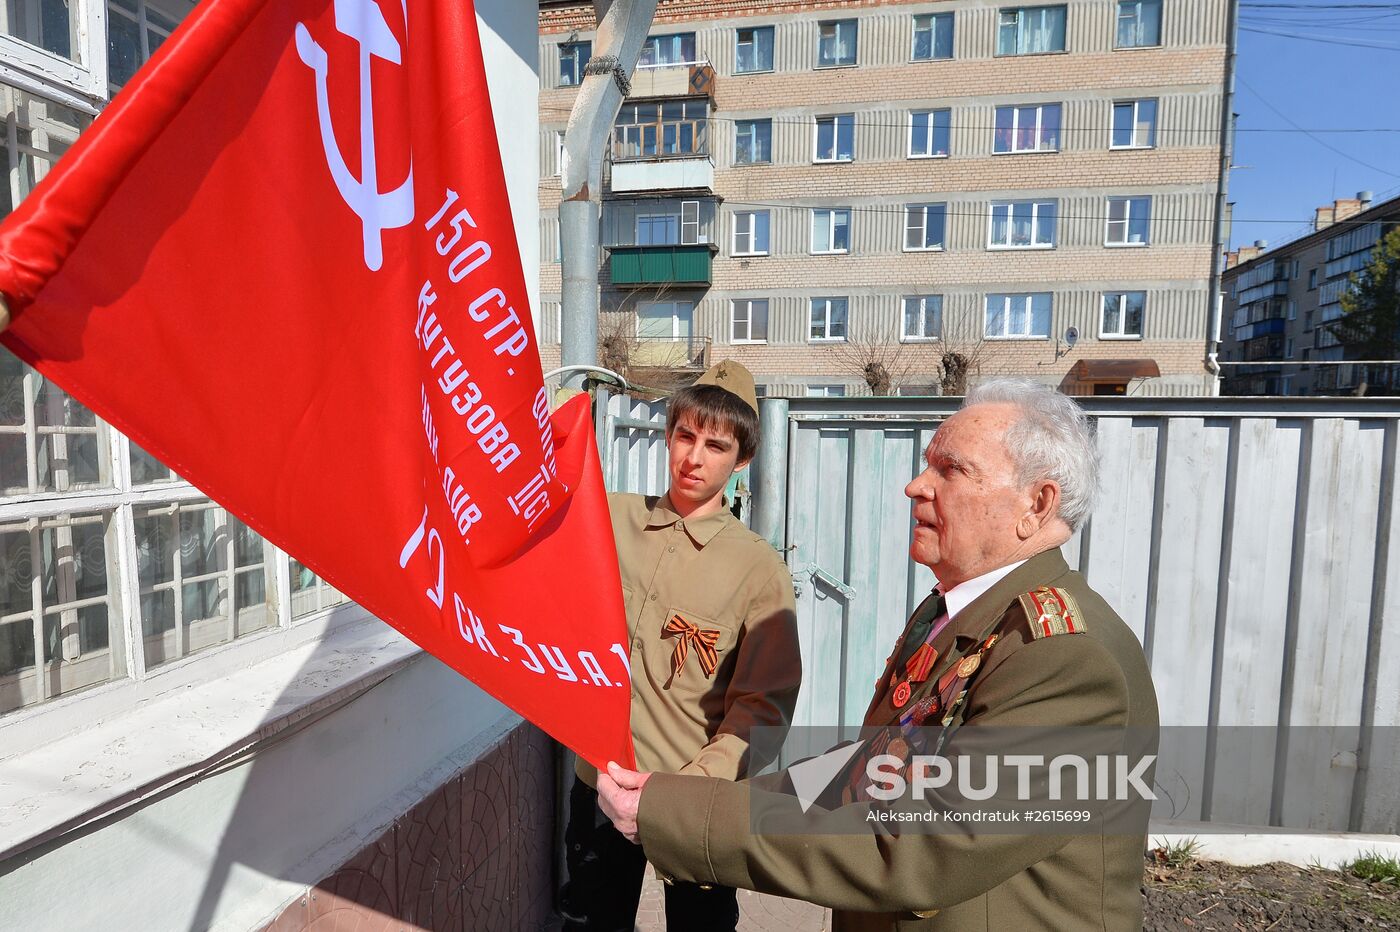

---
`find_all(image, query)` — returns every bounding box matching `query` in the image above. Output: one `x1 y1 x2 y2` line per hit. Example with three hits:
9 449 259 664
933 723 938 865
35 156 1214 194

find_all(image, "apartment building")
538 0 1231 397
1220 191 1400 396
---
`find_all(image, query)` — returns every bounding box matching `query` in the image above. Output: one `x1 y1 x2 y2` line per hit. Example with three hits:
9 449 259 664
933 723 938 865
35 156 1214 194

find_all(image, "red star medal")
892 680 912 708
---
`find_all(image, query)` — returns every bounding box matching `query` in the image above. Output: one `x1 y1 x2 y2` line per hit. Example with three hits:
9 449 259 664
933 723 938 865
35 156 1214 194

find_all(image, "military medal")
910 695 940 725
956 654 982 678
905 643 938 683
892 680 912 708
887 736 910 760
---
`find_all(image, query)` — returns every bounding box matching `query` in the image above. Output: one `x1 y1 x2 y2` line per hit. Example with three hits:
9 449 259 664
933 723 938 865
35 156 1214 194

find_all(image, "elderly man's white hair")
962 378 1098 531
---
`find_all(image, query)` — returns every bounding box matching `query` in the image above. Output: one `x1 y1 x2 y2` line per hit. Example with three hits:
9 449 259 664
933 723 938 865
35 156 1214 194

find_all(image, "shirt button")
668 545 676 553
676 521 684 532
649 592 657 601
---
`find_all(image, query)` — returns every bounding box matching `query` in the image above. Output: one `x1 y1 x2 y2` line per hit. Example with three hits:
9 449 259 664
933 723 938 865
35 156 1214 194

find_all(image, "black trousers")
560 777 739 932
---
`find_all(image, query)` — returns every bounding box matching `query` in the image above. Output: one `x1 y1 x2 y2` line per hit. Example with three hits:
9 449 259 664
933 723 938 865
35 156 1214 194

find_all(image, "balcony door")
637 300 694 341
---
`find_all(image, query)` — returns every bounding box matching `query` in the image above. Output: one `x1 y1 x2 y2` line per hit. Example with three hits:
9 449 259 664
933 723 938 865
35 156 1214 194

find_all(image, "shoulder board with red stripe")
1017 586 1085 639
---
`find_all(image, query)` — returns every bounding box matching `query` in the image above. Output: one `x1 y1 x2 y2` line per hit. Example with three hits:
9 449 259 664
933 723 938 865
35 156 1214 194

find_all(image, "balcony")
630 335 711 371
609 244 713 286
1235 316 1286 342
610 98 713 193
629 59 716 99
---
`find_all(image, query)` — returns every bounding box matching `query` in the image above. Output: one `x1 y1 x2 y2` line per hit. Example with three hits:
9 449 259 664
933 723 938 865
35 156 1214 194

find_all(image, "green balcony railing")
609 245 712 286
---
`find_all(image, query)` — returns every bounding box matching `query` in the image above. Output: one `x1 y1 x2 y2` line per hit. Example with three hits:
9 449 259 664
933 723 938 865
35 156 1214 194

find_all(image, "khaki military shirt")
637 549 1159 931
577 493 800 786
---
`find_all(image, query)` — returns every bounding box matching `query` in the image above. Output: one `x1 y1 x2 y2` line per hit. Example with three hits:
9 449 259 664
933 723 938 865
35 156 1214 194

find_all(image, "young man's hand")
598 761 652 843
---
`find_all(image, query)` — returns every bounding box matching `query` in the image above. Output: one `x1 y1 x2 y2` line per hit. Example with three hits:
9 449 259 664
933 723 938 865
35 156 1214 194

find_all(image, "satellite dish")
1064 327 1079 347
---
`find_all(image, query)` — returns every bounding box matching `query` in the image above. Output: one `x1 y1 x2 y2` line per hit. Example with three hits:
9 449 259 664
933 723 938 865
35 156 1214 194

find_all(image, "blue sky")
1228 1 1400 251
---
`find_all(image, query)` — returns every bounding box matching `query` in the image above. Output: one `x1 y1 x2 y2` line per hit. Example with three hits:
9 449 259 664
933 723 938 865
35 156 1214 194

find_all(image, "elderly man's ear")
1017 481 1061 540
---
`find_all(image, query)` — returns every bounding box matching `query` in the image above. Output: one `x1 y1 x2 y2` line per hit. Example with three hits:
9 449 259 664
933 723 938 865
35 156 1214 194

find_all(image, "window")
108 0 178 91
0 90 88 220
809 297 849 341
731 299 770 343
1100 291 1145 338
1285 337 1295 359
1308 268 1318 289
806 384 848 397
637 300 694 340
909 109 951 158
997 6 1067 55
811 208 851 254
553 130 565 177
732 210 770 255
736 26 774 73
734 118 772 164
613 99 708 160
817 19 858 67
993 103 1061 153
904 204 947 251
815 113 855 162
557 41 591 87
985 293 1053 338
989 200 1057 248
1116 0 1162 48
639 33 696 67
912 12 954 60
1288 299 1297 321
1111 99 1157 148
1106 196 1151 245
902 295 943 340
636 213 679 245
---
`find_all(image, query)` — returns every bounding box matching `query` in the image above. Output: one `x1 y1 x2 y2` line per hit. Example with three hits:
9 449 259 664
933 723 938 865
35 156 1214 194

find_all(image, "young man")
560 360 800 932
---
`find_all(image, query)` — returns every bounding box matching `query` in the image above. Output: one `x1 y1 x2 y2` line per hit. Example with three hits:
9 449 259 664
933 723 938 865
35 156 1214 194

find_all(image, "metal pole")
1205 0 1240 396
559 0 658 391
751 397 789 552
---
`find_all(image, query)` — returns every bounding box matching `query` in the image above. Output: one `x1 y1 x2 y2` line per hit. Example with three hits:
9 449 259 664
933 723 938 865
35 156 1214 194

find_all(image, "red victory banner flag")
0 0 634 769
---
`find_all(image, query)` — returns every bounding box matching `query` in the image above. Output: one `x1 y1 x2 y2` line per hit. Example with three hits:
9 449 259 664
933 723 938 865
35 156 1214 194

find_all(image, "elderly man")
597 377 1159 930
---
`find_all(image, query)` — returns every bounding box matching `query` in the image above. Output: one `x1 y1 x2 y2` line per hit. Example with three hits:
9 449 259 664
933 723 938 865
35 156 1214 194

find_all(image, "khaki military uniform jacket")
637 549 1159 931
578 493 800 787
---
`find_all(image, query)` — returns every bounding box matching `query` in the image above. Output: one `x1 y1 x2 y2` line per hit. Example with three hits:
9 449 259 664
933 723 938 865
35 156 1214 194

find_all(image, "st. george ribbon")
0 0 635 769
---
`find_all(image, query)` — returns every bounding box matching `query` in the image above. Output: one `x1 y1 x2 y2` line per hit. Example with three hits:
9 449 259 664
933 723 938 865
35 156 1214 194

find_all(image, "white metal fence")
598 391 1400 833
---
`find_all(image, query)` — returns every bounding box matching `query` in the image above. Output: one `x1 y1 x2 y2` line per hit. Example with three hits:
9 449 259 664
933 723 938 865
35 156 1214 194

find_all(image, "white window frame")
1115 0 1162 49
811 208 851 255
1110 98 1157 149
730 298 769 343
984 292 1053 339
988 200 1057 249
908 108 951 159
816 19 858 68
735 25 775 74
993 103 1061 154
814 113 855 163
911 12 954 61
1105 195 1151 246
903 203 947 252
732 209 770 256
901 295 943 341
0 0 109 102
1099 290 1145 339
996 5 1067 56
557 40 591 88
809 296 849 342
638 32 697 68
806 384 848 397
635 212 680 246
636 300 694 340
734 118 772 165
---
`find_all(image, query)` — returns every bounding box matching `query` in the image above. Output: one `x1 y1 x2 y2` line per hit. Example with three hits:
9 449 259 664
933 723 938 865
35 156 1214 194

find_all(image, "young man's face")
666 413 748 511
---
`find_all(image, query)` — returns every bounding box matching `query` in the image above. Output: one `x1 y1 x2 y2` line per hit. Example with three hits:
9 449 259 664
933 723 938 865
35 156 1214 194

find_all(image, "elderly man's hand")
598 761 652 843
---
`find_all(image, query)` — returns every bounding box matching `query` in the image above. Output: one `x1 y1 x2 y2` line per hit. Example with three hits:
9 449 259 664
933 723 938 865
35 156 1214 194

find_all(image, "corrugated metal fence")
597 390 1400 833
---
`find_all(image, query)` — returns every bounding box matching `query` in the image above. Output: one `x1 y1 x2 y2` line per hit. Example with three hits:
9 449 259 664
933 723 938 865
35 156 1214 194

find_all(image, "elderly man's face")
904 403 1034 588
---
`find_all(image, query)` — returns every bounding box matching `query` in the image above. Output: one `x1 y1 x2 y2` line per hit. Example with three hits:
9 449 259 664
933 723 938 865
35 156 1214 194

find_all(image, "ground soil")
1144 851 1400 930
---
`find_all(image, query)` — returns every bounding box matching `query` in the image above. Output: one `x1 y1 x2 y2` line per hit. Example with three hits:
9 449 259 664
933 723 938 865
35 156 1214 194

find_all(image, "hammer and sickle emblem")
294 0 414 272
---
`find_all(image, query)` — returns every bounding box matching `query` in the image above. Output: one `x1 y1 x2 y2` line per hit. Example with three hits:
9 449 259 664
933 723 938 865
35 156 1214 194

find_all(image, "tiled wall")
262 724 556 932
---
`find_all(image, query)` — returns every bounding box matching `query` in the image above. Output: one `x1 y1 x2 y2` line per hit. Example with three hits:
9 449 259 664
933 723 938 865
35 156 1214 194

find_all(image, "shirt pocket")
657 604 739 687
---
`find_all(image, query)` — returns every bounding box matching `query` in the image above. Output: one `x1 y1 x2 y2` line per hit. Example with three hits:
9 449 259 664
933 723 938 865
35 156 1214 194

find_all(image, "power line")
1237 76 1400 179
1240 23 1400 49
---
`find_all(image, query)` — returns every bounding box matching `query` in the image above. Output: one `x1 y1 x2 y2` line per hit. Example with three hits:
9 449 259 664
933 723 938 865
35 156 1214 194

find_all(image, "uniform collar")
940 560 1027 622
644 493 731 547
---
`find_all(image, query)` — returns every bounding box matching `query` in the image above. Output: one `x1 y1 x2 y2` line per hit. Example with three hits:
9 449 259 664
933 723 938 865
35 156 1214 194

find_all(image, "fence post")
751 397 789 551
